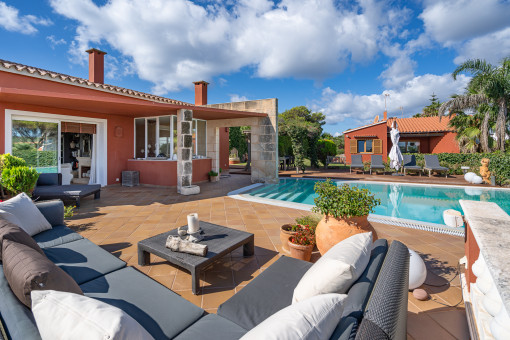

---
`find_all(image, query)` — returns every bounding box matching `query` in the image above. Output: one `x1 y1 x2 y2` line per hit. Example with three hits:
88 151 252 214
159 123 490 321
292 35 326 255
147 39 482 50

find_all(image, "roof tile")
387 116 454 133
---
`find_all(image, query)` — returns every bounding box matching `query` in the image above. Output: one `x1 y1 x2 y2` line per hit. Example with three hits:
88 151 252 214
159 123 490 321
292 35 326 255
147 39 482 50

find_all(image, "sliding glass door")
11 119 60 173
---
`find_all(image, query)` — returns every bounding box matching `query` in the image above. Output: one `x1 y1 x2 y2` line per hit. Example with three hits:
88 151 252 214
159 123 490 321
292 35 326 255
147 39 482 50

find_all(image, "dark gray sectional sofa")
32 173 101 207
0 200 410 340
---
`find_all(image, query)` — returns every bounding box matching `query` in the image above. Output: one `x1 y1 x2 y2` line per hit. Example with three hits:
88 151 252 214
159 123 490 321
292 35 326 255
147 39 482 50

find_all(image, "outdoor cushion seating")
0 199 409 340
370 155 385 175
424 155 449 178
32 173 101 207
350 154 365 174
403 155 422 176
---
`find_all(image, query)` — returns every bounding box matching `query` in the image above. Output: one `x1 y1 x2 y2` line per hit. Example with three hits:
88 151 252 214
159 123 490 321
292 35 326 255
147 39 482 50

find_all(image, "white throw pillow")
32 290 154 340
293 232 372 303
241 293 347 340
0 193 51 236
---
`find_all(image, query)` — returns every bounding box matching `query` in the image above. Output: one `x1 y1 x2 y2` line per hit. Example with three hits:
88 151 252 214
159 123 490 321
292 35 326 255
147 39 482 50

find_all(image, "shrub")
1 166 39 196
312 179 381 218
278 135 293 157
0 153 26 171
11 150 56 168
295 213 322 227
208 170 218 177
317 139 337 168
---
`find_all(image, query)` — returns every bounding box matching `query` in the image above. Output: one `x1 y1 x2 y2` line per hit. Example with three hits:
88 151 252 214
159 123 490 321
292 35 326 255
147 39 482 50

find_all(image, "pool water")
244 178 510 226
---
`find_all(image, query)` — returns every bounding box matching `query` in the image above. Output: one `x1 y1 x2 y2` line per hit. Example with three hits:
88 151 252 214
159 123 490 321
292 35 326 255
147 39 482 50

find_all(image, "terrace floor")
67 174 469 340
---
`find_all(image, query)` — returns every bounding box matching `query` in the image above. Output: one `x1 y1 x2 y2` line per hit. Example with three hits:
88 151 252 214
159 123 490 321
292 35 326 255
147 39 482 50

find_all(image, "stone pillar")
177 109 193 193
251 115 278 183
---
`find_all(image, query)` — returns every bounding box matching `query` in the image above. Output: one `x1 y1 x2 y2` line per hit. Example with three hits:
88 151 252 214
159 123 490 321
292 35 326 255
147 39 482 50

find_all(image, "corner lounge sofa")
0 200 410 340
32 173 101 207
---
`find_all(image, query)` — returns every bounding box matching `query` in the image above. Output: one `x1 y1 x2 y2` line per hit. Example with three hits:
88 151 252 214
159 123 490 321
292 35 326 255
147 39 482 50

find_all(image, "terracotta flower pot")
288 240 313 262
279 224 299 254
315 215 377 255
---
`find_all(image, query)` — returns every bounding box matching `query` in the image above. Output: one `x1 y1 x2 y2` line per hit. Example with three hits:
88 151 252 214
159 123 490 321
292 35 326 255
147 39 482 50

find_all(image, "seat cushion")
33 184 100 199
217 256 312 330
2 239 83 308
0 219 44 261
43 238 126 285
174 314 247 340
33 225 83 249
330 239 388 340
0 265 41 340
80 267 205 339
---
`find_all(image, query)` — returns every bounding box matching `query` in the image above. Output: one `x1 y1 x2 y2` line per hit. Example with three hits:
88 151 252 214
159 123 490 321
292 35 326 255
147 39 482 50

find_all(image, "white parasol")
389 121 403 171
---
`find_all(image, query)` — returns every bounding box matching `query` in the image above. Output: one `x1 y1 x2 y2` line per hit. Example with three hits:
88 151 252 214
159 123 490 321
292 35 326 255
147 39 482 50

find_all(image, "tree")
439 57 510 152
12 121 57 150
448 108 496 153
414 93 442 118
229 126 248 160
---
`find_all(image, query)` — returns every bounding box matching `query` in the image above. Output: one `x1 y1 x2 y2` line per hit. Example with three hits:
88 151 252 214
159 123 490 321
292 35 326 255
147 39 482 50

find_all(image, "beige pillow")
32 290 154 340
0 193 51 236
2 239 82 307
241 293 347 340
293 232 372 303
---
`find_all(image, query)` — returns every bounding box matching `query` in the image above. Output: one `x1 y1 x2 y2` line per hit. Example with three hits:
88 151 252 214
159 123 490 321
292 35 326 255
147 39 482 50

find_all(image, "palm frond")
453 59 495 80
438 94 488 117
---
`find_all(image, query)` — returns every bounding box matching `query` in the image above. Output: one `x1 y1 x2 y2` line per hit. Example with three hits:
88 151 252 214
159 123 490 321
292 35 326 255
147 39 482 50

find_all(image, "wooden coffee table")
138 222 254 294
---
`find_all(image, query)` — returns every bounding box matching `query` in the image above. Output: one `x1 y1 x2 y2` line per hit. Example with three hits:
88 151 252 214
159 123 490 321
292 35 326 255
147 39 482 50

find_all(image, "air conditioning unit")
122 171 139 187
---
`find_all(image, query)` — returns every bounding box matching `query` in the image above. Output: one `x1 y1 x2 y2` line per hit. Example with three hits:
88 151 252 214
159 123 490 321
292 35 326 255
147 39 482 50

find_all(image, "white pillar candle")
187 213 200 234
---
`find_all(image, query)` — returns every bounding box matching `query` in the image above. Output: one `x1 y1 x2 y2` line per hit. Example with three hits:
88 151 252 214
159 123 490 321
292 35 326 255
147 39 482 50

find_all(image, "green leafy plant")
1 166 39 196
0 153 26 171
64 205 76 219
317 139 337 168
312 179 381 218
208 170 218 177
282 223 302 232
289 225 316 246
295 214 322 228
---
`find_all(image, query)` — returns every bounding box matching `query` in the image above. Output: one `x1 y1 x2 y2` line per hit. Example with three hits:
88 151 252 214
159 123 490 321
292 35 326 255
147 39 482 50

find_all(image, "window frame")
357 139 374 154
399 140 420 153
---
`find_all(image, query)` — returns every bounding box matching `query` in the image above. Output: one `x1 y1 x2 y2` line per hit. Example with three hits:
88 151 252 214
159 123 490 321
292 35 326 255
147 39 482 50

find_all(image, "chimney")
86 48 107 84
383 111 388 121
193 81 209 106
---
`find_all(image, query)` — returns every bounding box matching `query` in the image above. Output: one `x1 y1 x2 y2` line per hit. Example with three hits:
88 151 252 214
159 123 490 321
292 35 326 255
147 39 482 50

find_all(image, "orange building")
343 112 459 164
0 49 278 189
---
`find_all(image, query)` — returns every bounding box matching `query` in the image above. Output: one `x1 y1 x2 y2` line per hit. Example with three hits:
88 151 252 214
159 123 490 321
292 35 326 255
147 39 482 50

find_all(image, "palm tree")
439 57 510 152
449 109 495 153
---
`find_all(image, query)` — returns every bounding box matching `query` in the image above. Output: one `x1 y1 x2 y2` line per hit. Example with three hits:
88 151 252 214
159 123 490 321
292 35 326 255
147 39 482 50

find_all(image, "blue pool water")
244 178 510 226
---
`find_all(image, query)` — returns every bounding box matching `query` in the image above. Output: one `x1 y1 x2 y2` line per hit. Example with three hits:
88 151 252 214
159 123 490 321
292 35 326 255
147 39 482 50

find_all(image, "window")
350 139 382 154
134 116 207 159
355 139 373 153
399 141 420 153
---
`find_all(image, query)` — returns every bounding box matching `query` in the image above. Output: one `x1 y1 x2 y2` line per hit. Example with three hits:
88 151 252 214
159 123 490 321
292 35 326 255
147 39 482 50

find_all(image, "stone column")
250 115 278 183
177 109 193 193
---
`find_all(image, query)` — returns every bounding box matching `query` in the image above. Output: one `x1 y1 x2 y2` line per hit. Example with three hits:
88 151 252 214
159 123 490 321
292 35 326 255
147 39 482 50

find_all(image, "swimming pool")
233 178 510 235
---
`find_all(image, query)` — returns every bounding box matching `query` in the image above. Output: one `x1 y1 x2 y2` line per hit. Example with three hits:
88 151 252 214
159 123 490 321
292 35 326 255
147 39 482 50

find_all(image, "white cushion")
293 232 372 303
0 193 51 236
32 290 154 340
241 293 347 340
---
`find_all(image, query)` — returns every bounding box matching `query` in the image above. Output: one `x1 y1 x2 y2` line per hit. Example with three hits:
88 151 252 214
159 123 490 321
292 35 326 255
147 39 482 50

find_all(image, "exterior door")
11 119 60 173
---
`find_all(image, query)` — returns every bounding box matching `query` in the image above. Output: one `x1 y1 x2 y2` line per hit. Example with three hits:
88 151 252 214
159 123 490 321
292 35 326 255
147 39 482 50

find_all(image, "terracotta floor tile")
201 288 235 309
202 270 235 289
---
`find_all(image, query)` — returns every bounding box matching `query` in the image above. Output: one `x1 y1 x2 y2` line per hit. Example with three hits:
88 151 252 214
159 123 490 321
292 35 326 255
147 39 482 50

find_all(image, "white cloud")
314 73 471 129
49 0 409 93
229 94 248 102
454 27 510 64
333 132 342 137
0 1 52 34
379 54 416 88
46 35 66 49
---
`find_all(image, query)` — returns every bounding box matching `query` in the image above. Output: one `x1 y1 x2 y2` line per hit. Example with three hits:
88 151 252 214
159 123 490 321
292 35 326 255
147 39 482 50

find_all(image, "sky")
1 0 510 136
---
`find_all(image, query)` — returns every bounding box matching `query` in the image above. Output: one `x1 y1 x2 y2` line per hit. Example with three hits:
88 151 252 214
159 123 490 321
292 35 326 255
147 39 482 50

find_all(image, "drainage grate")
367 216 464 237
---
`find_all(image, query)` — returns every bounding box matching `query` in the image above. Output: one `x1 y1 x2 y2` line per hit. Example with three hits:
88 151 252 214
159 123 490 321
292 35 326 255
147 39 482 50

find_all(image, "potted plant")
288 225 315 262
279 223 301 254
208 170 219 182
312 179 380 255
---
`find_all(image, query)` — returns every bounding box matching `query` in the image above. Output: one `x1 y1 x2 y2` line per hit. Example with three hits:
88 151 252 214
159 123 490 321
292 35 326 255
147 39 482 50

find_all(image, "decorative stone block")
184 110 193 121
181 122 191 134
184 135 193 148
182 176 191 187
183 161 192 175
259 135 272 143
181 149 191 161
180 185 200 196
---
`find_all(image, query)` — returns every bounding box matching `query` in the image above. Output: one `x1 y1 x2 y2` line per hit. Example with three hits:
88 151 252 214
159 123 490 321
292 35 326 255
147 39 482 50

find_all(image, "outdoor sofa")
32 173 101 207
370 155 385 175
350 154 365 174
423 155 449 178
0 200 410 340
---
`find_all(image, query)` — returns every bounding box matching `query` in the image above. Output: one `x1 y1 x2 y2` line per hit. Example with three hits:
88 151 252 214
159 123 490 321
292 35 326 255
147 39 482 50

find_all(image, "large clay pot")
315 215 377 255
288 240 313 262
279 224 299 254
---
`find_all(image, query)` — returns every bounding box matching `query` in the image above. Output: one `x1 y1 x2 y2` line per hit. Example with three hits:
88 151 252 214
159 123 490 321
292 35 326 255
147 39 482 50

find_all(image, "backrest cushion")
351 155 362 164
2 239 83 307
293 232 372 303
241 294 347 340
36 173 61 187
0 193 52 236
0 218 44 261
31 290 154 340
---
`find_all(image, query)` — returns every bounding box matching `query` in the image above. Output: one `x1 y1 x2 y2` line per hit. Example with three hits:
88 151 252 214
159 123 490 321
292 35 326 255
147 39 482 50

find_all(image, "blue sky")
1 0 510 135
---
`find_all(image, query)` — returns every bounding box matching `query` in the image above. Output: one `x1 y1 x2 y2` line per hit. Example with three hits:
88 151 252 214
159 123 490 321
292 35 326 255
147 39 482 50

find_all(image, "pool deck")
66 174 469 340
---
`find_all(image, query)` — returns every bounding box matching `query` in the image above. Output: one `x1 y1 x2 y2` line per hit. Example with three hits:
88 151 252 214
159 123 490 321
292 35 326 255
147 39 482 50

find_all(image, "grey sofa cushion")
35 200 64 227
33 184 100 199
330 239 388 340
33 225 83 249
0 265 41 340
80 267 205 340
43 238 125 285
36 173 61 186
174 314 247 340
217 256 312 330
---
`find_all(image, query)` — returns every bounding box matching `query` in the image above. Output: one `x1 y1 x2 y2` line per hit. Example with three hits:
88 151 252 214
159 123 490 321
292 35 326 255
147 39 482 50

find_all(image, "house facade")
0 49 278 191
343 112 459 164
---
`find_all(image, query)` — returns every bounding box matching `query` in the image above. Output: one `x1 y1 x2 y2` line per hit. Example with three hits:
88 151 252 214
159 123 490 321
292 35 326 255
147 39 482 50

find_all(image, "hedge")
12 150 57 168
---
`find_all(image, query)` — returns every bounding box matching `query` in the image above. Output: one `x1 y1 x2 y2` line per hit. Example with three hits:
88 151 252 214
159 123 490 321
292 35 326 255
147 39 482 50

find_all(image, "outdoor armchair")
350 155 364 174
370 155 385 175
424 155 449 178
403 155 422 176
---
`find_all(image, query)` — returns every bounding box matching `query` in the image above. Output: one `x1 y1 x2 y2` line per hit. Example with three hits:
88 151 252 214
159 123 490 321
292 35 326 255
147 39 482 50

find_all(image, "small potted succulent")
208 170 219 182
279 223 302 254
312 179 380 255
288 225 315 262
